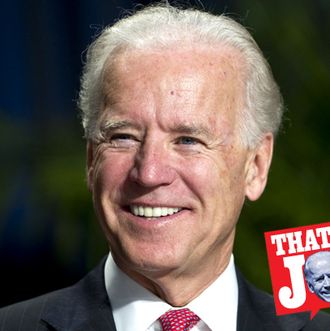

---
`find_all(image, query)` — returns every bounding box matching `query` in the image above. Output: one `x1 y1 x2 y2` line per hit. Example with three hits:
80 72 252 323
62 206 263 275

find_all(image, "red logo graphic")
265 222 330 319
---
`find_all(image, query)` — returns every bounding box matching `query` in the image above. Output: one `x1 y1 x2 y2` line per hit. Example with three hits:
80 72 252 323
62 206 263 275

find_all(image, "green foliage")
232 0 330 292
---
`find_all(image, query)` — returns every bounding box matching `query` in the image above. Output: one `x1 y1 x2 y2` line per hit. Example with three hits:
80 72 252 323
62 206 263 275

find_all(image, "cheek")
177 158 228 223
181 153 245 200
93 151 134 195
314 284 322 291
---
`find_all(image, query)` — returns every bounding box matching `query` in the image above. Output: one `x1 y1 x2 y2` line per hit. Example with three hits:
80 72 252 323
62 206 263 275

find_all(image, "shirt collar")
105 253 238 331
186 255 238 330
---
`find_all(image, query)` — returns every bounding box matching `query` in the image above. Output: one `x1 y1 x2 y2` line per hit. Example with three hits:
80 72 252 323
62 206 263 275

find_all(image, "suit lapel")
42 303 117 331
236 268 266 331
38 259 313 331
40 258 117 331
64 303 117 331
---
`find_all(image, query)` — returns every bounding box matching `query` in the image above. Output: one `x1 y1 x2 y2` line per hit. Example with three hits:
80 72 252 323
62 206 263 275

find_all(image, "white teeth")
144 207 153 217
138 206 144 216
152 207 162 217
130 206 182 218
161 207 168 216
132 206 141 216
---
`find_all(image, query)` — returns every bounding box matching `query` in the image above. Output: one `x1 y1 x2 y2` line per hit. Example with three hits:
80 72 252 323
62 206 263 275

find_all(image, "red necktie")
159 308 200 331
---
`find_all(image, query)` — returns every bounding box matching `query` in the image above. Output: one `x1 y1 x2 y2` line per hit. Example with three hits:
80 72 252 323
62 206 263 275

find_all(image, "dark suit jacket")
0 258 329 330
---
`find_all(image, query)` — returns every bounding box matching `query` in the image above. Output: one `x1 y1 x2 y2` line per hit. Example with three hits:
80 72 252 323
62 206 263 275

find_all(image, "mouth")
129 205 183 218
320 290 330 295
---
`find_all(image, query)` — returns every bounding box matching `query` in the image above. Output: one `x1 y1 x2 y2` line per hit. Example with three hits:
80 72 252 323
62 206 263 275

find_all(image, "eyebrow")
171 123 212 139
101 119 140 131
100 120 213 141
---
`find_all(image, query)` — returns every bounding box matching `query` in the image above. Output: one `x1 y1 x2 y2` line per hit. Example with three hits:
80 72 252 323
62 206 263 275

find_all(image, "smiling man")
1 3 329 331
305 251 330 302
89 45 259 308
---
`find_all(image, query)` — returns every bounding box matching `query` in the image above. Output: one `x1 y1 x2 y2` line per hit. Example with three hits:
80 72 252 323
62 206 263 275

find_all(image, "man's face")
88 46 271 286
306 254 330 302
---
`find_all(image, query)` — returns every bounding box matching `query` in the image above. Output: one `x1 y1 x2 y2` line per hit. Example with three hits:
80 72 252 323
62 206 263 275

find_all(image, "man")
304 251 330 302
1 3 329 330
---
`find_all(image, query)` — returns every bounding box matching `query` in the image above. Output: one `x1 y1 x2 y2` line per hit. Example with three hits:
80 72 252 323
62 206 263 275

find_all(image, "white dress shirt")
105 253 238 331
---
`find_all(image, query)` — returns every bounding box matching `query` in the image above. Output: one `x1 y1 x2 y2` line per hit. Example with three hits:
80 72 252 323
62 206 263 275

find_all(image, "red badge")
265 222 330 318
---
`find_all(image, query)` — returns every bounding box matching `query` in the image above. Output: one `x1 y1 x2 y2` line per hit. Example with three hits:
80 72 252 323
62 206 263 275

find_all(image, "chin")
121 247 183 275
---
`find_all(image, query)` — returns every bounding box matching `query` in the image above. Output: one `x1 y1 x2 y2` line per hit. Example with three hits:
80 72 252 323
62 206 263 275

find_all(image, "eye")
315 275 325 282
176 136 200 145
106 133 139 148
110 133 135 141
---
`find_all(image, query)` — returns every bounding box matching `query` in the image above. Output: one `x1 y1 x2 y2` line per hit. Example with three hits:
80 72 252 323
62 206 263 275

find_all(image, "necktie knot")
159 308 200 331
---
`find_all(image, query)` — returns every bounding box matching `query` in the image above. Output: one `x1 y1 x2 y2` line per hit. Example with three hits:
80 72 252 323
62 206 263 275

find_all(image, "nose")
129 140 176 187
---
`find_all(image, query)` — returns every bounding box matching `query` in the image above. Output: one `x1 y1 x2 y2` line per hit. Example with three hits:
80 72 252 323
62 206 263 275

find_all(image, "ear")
245 133 274 201
86 141 95 192
307 281 315 293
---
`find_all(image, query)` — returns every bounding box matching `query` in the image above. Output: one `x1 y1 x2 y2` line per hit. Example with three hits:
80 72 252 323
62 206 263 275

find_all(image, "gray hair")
304 251 330 282
78 3 283 148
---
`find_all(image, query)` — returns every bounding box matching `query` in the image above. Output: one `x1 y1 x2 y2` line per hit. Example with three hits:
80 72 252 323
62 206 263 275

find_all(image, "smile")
129 205 183 218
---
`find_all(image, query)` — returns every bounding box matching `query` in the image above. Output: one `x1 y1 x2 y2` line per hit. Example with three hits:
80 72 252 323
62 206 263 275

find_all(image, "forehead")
101 45 246 131
310 255 330 274
115 44 243 70
104 44 245 93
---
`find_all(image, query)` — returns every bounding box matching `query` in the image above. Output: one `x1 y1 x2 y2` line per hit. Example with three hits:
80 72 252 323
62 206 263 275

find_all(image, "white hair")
78 3 283 148
304 251 330 282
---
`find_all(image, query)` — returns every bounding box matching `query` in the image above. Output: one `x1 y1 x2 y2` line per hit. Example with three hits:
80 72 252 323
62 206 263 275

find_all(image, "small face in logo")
304 251 330 302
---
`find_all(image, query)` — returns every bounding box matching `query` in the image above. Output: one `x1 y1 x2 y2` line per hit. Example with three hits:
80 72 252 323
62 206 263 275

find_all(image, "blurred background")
0 0 329 307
